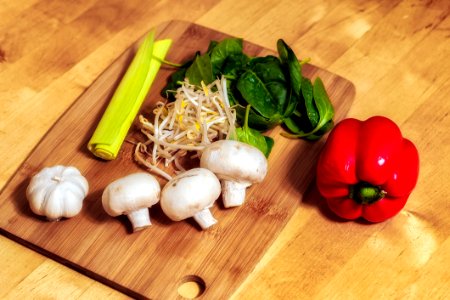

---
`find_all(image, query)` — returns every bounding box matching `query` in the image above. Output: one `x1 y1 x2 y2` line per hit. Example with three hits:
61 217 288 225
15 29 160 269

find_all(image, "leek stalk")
88 30 172 160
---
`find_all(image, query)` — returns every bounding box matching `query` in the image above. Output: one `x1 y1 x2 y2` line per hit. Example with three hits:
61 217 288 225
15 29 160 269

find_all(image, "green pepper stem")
349 182 387 205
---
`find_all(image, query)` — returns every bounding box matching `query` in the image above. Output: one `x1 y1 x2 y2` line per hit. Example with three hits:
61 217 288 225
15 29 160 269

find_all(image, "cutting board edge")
0 227 147 299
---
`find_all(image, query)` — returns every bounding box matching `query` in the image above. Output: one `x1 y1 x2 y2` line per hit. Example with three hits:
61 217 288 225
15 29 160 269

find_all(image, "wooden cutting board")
0 20 354 299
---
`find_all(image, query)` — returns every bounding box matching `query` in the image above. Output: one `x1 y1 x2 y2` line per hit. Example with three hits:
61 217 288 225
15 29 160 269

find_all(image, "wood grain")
0 0 449 299
0 21 353 299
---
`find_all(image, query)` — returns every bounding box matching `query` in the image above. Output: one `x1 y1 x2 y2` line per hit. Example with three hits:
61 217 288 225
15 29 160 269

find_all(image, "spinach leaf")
282 77 334 139
235 128 273 157
247 55 279 67
221 52 249 79
161 68 186 98
312 77 334 132
248 56 289 112
235 56 288 125
185 53 214 86
277 39 302 96
304 119 334 141
249 56 286 83
283 89 299 117
301 78 319 128
283 114 303 134
265 81 288 112
210 38 244 75
276 39 303 119
235 105 274 157
235 104 282 130
236 70 280 118
161 59 192 99
263 135 275 154
206 40 219 53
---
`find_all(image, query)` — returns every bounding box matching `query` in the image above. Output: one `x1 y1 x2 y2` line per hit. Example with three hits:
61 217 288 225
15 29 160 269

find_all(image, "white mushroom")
200 140 268 208
102 172 160 232
26 165 89 221
160 168 221 230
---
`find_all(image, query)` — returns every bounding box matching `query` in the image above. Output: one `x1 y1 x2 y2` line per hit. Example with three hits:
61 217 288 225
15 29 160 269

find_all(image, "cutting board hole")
177 275 206 299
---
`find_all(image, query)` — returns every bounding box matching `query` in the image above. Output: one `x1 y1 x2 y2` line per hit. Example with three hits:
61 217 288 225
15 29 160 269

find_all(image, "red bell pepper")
316 116 419 222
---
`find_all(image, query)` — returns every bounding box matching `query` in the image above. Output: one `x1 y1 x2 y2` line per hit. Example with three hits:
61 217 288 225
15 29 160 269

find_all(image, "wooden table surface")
1 0 449 299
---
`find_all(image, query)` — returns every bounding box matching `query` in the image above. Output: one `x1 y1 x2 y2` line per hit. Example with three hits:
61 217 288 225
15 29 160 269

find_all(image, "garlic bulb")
26 165 89 221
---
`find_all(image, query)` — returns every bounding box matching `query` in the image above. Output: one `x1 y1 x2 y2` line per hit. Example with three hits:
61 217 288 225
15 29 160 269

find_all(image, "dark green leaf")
221 52 249 79
236 70 279 118
161 67 187 98
247 56 289 114
264 135 275 154
225 80 239 106
235 127 273 157
304 119 334 141
210 38 243 75
235 104 282 130
247 55 279 67
277 39 302 96
235 105 274 157
282 77 334 139
185 53 214 86
249 56 286 83
265 81 288 112
283 115 303 134
302 78 319 128
206 40 219 53
161 59 193 99
312 77 334 132
283 89 299 117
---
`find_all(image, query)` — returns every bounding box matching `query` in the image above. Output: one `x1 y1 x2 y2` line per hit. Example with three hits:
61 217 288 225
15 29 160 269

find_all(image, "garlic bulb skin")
26 165 89 221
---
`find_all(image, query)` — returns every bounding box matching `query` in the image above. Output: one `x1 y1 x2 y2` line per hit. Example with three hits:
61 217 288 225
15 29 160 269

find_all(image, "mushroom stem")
193 207 217 230
127 208 151 232
221 180 251 208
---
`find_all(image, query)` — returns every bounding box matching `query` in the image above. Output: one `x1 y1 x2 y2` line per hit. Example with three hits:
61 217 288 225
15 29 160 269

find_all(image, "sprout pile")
134 76 236 180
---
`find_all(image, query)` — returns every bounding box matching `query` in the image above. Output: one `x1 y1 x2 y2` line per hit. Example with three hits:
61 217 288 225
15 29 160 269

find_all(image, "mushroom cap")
200 140 268 184
102 172 160 217
160 168 221 221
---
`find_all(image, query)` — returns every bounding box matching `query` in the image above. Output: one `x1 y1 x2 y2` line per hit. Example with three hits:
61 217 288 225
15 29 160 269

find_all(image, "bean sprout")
134 76 236 180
